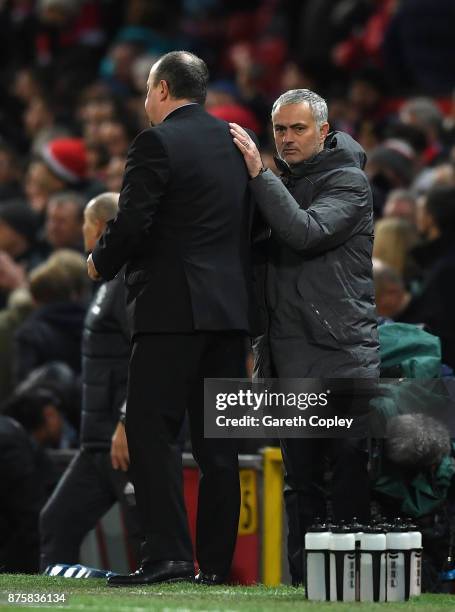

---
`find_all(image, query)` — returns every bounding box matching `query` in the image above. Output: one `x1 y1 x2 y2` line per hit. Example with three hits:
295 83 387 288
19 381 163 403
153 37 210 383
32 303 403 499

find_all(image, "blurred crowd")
1 0 455 576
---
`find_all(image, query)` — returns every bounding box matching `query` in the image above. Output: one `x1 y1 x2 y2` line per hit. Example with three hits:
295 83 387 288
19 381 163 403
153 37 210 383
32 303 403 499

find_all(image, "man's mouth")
283 148 298 154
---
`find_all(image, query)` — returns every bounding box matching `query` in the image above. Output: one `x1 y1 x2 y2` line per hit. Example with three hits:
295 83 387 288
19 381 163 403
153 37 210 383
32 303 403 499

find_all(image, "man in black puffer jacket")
230 88 380 585
40 193 140 571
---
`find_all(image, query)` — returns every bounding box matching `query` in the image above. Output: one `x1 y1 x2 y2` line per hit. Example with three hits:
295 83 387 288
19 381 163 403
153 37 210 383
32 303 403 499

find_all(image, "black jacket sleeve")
111 278 130 418
249 168 371 254
92 129 170 280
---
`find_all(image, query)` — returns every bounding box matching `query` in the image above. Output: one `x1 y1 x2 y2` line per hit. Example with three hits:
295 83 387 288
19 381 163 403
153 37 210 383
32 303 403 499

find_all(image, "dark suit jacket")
92 103 257 336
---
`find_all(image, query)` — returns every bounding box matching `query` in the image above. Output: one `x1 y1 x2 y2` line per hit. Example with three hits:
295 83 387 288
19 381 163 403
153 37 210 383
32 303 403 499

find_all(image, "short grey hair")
85 192 119 224
400 97 443 131
272 89 328 127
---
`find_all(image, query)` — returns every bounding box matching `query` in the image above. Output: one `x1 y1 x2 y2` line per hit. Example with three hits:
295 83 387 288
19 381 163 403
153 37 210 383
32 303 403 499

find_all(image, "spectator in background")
373 258 410 320
366 139 416 215
398 96 455 198
104 157 126 193
98 119 132 158
2 388 64 451
14 250 89 382
25 159 65 216
0 288 33 403
0 143 24 201
85 143 110 182
0 415 45 573
13 362 81 446
77 94 121 143
45 191 85 251
347 69 389 142
279 59 317 94
23 95 69 154
385 122 429 173
400 98 445 167
413 161 455 197
101 41 142 99
413 186 455 278
0 201 41 266
40 191 141 573
373 217 419 285
0 201 43 307
382 189 417 225
1 387 73 565
399 186 455 368
10 68 43 109
25 138 88 215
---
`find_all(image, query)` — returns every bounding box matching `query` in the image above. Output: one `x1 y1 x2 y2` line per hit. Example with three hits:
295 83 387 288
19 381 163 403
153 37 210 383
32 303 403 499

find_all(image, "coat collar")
162 103 202 122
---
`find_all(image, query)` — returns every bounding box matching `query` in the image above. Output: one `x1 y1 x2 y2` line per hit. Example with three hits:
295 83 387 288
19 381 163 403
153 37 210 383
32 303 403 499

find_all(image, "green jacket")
372 322 454 517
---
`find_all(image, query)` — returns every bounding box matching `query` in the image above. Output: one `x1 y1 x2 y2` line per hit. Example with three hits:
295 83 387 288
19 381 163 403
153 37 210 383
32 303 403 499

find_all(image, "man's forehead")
272 102 314 124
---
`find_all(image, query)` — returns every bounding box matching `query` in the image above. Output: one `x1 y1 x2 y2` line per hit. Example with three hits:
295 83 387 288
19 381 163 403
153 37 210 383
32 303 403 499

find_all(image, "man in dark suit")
87 51 255 586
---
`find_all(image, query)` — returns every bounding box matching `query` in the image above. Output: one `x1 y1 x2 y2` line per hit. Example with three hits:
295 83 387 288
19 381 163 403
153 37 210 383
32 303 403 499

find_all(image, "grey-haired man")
231 89 380 585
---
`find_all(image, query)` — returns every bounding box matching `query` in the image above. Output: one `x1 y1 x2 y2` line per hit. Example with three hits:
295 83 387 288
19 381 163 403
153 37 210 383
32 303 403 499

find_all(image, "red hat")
41 138 87 184
208 103 261 135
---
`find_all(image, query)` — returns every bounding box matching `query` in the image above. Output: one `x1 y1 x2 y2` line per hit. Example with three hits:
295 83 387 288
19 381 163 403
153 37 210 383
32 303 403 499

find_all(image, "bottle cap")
348 517 364 532
363 524 385 534
308 517 328 532
308 523 328 532
391 517 409 532
331 522 352 534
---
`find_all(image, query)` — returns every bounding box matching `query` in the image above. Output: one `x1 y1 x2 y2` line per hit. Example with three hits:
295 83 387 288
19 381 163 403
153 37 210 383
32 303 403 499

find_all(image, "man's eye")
295 127 305 133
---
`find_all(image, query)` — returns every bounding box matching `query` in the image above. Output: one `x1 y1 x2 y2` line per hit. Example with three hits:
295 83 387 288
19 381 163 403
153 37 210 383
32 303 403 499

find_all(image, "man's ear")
159 79 169 101
320 122 330 144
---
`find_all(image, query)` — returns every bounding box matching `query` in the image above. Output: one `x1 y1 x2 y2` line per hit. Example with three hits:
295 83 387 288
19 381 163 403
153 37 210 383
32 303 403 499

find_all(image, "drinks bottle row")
304 517 422 602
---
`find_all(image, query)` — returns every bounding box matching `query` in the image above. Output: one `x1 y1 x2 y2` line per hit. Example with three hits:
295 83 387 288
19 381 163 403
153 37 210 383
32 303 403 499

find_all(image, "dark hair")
425 185 455 234
152 51 209 105
2 388 60 433
386 123 428 154
48 191 85 221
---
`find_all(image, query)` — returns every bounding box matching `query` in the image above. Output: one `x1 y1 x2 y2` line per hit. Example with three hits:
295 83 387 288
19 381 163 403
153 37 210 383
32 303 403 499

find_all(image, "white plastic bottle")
350 517 364 550
359 525 387 602
304 522 331 601
406 522 423 597
350 518 364 601
386 519 412 601
329 524 356 601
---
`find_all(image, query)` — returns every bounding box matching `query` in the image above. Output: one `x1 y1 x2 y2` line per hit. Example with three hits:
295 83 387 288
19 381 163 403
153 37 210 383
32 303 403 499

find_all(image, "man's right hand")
229 123 264 178
111 421 130 471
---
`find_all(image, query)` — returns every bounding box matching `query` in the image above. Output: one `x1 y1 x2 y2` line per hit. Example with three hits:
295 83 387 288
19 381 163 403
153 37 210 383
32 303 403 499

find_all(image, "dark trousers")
281 436 370 584
40 450 141 572
125 331 245 575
